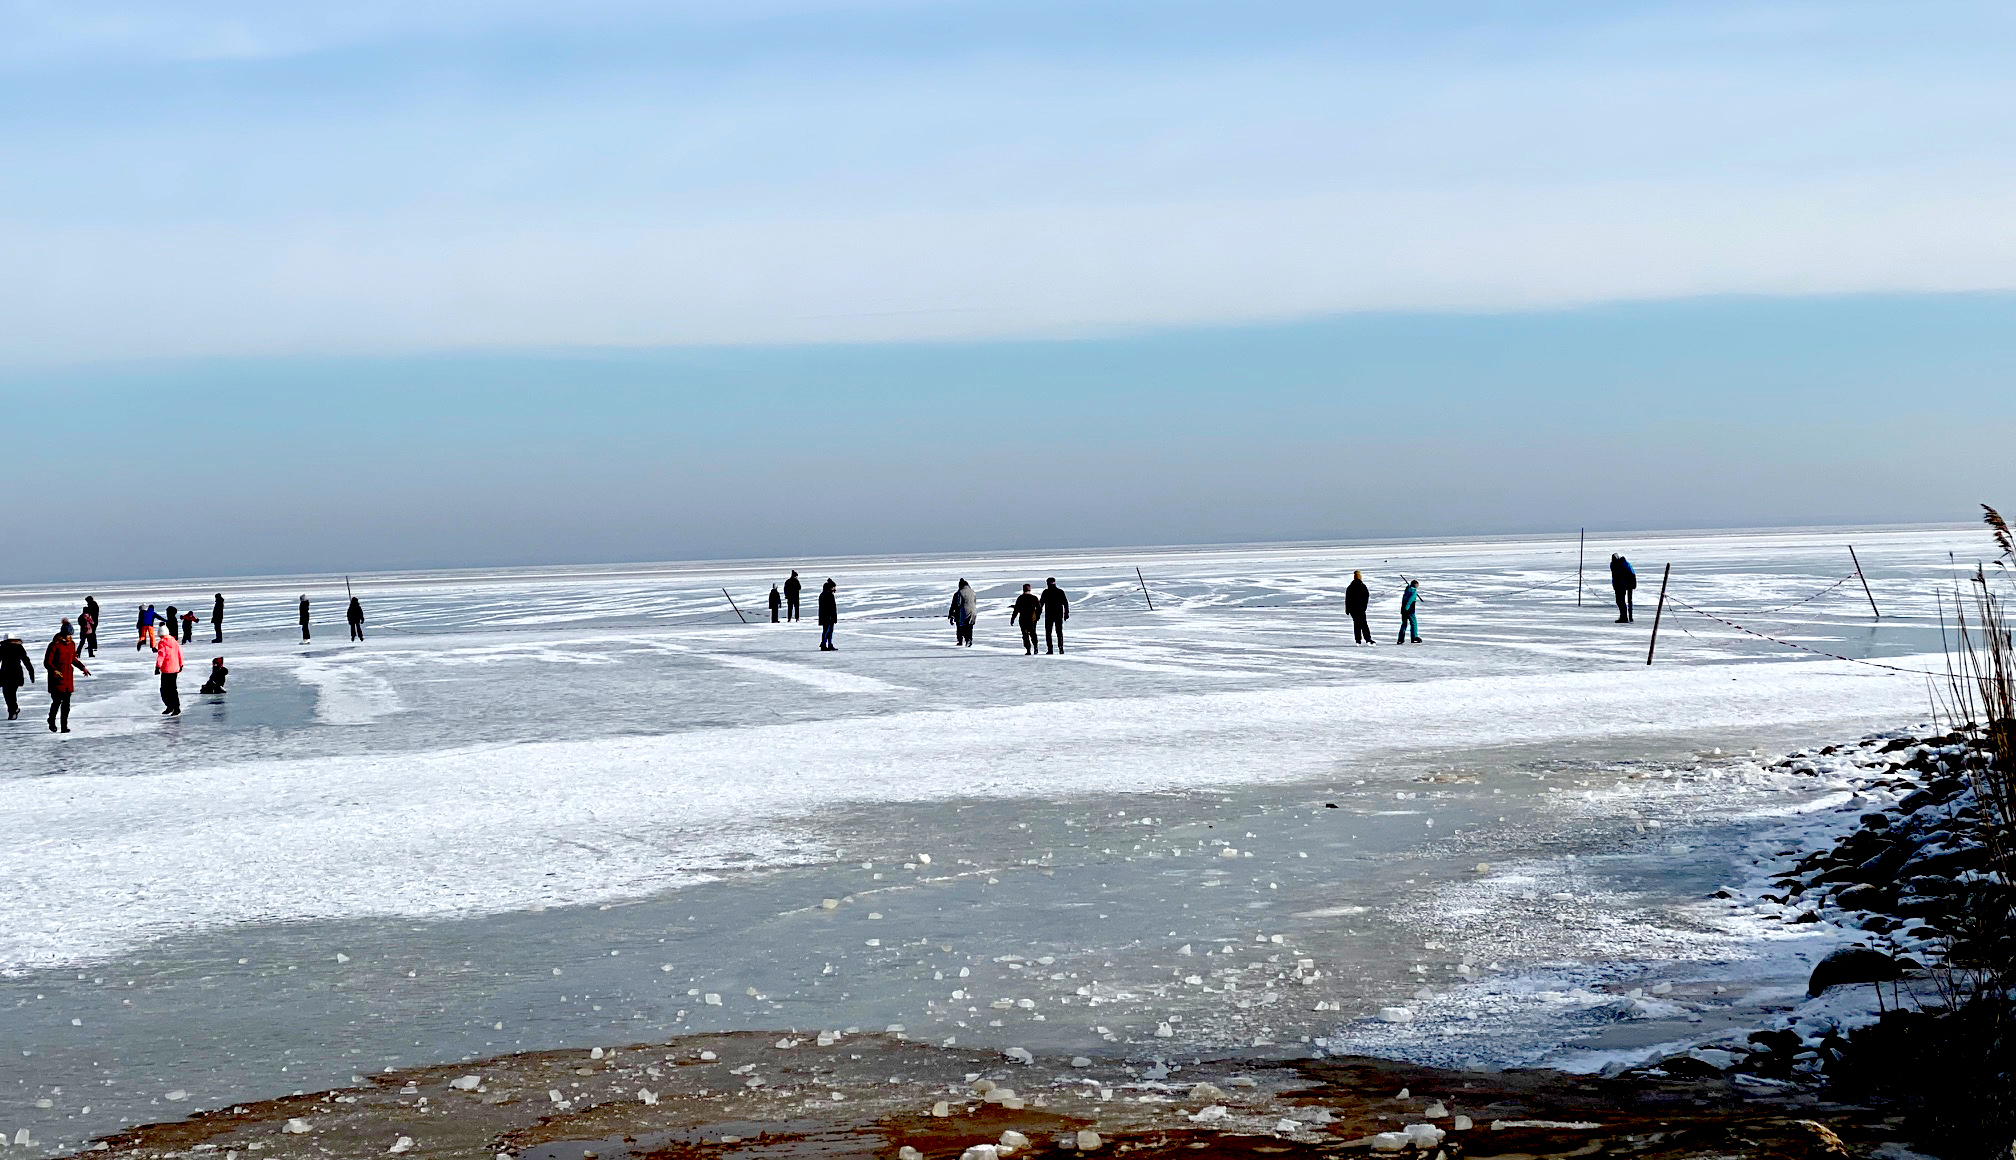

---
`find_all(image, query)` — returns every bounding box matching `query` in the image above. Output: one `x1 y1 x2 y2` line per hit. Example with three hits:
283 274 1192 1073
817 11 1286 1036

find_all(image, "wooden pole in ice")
1136 567 1155 612
1577 529 1584 607
723 588 748 624
1849 545 1880 620
1646 563 1671 666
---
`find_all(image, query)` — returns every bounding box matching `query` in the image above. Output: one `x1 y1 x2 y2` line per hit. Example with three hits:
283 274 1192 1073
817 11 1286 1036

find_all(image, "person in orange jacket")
154 628 185 716
43 620 90 732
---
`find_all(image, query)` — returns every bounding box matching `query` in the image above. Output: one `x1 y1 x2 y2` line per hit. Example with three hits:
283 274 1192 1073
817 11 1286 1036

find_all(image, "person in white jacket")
947 579 978 647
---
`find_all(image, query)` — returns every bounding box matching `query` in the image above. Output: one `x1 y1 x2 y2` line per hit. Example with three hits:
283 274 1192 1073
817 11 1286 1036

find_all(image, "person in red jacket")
154 629 185 716
43 620 90 733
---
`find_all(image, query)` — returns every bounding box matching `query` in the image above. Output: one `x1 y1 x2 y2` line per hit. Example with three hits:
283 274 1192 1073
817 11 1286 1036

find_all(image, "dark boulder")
1808 946 1907 998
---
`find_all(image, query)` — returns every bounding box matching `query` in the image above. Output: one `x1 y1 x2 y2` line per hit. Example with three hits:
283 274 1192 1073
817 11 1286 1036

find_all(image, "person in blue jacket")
1396 580 1421 644
1610 554 1637 623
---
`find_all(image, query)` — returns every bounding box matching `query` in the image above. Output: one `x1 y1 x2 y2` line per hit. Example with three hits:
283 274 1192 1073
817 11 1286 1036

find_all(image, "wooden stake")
1136 567 1155 612
1646 563 1671 665
1577 528 1585 607
1849 545 1880 619
723 588 748 624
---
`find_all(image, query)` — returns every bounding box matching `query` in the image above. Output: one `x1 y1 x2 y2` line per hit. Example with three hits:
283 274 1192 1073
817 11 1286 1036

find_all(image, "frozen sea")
0 524 1979 1153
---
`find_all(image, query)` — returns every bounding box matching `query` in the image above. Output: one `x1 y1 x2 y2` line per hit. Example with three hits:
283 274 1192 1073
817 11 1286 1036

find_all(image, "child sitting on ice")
198 657 228 695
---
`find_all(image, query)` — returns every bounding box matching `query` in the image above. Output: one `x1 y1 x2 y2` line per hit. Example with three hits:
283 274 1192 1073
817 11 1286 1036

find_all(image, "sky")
2 0 2013 582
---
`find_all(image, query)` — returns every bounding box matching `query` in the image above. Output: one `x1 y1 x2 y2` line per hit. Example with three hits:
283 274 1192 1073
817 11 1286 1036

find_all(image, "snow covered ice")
0 525 1976 1155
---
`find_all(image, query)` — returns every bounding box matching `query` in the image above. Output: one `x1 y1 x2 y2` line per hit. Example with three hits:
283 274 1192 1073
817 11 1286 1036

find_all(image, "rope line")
1739 572 1856 616
1662 594 1945 677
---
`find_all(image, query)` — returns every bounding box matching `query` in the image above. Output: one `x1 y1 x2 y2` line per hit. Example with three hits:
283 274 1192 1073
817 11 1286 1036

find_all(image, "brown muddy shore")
67 1031 1908 1160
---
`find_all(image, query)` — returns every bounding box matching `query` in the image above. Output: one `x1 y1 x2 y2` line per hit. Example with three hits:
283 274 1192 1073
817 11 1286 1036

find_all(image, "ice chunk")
918 854 932 864
900 1149 924 1160
704 993 722 1005
1190 1106 1228 1123
388 1138 414 1154
283 1119 311 1134
1424 1101 1447 1118
165 1089 189 1102
1076 1130 1103 1151
1378 1007 1414 1023
1000 1129 1031 1153
1070 1056 1092 1068
1003 1046 1034 1064
548 1090 566 1104
1154 1022 1174 1037
699 1050 717 1060
639 1089 658 1105
961 1146 999 1160
1370 1133 1408 1152
1405 1124 1446 1148
821 899 840 909
1453 1115 1473 1131
449 1076 482 1091
1220 848 1239 858
931 1101 951 1117
335 954 350 963
590 1047 605 1059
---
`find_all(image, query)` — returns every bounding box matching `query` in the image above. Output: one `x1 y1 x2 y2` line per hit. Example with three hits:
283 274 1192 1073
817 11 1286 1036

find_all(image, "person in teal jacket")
1397 580 1421 644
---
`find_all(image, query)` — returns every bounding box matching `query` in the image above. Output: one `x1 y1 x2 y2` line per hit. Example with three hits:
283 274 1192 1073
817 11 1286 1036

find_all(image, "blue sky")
2 1 2012 580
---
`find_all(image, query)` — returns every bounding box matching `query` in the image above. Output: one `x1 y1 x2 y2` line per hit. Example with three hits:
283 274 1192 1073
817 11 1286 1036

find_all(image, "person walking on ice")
153 625 184 716
44 620 90 732
1396 579 1422 644
179 608 198 643
1009 583 1042 655
784 571 803 622
1 633 33 720
768 585 782 623
298 595 312 642
948 579 978 646
347 596 366 641
211 592 225 642
1040 578 1070 654
136 604 155 649
81 596 100 656
1345 570 1374 645
817 579 839 651
1610 554 1637 623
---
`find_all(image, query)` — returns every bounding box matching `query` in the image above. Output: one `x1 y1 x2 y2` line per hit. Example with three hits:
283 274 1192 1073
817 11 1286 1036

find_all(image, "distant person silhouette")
768 585 782 623
180 609 197 643
81 596 101 655
1009 584 1042 655
212 593 225 643
0 633 33 719
784 571 803 622
136 604 156 650
1345 571 1374 645
817 579 838 650
299 595 312 642
1610 554 1637 623
1040 578 1070 654
347 596 366 641
1397 580 1422 644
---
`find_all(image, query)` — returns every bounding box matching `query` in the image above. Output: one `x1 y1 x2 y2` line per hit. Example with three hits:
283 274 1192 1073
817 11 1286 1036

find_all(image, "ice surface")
0 525 1980 1156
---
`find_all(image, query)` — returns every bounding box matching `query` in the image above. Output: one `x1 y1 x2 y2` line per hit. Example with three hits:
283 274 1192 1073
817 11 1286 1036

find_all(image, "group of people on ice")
2 589 371 733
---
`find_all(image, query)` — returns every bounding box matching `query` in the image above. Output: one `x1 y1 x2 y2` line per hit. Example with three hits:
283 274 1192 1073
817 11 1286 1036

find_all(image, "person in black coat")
784 571 803 622
299 595 312 642
1610 554 1637 623
816 579 839 650
1040 578 1070 654
347 596 366 641
212 593 225 643
199 657 229 695
81 596 101 655
1345 570 1374 644
1008 584 1042 655
0 634 34 719
768 585 782 623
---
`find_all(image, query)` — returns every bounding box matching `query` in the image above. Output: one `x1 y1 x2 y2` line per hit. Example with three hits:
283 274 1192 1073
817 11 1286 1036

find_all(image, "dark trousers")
1614 589 1633 622
301 623 311 641
213 620 223 643
788 597 801 621
956 620 973 646
48 689 71 730
3 684 18 718
1045 617 1065 653
1350 611 1372 643
1018 619 1038 653
820 623 835 648
160 672 180 715
1397 610 1419 643
83 631 97 656
349 622 364 641
181 622 192 643
771 606 780 623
